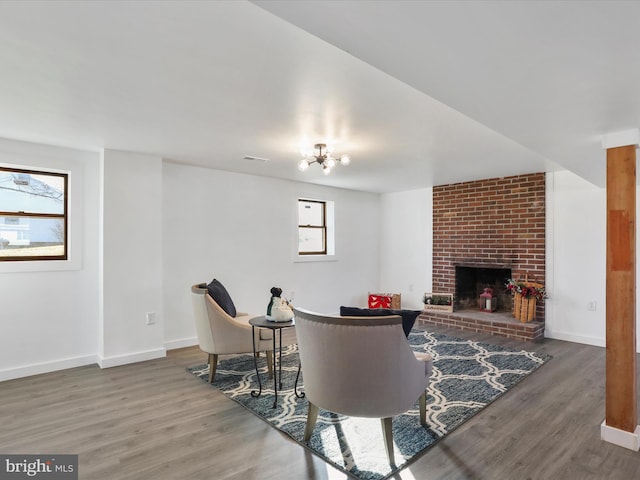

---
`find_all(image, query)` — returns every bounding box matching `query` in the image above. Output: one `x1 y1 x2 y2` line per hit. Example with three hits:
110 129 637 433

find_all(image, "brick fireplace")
418 172 546 341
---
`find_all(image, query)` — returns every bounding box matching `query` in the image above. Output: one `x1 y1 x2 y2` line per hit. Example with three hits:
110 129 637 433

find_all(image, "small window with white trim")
298 199 327 255
297 197 336 258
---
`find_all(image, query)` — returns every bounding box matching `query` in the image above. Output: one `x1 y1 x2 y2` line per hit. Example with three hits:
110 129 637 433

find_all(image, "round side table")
249 316 304 408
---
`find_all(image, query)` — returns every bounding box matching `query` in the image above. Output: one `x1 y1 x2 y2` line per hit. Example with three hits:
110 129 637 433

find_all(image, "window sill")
0 258 79 273
293 254 339 263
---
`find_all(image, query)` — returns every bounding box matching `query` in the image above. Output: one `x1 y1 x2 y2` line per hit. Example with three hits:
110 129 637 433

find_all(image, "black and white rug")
188 330 550 480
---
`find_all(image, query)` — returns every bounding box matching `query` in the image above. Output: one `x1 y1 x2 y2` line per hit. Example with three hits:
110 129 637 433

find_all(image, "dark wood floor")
1 324 639 480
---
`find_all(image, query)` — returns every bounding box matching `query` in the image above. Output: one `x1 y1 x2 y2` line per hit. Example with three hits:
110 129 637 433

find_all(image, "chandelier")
297 143 351 175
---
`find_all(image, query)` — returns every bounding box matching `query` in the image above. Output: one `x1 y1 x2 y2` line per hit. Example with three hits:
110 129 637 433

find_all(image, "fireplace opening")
455 266 512 312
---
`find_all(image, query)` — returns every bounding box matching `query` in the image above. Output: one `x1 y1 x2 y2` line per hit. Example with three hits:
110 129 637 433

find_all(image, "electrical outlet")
587 301 597 312
146 312 156 325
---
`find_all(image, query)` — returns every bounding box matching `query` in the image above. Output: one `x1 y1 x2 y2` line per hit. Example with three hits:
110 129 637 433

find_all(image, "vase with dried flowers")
506 277 547 322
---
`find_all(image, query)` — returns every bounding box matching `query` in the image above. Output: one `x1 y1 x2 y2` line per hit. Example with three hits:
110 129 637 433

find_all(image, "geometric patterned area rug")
188 330 551 480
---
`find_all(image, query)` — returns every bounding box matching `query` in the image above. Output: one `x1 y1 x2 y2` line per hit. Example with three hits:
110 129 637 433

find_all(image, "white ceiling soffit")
256 0 640 188
0 1 595 193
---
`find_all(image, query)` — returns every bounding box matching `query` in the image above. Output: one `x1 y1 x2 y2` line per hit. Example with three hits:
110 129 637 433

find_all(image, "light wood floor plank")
1 325 639 479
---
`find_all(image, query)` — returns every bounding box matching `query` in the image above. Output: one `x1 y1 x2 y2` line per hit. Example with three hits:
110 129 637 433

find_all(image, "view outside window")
298 199 326 255
0 166 68 261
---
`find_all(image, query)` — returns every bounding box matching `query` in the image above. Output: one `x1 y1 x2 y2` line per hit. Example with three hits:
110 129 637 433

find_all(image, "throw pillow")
207 278 237 317
339 306 420 337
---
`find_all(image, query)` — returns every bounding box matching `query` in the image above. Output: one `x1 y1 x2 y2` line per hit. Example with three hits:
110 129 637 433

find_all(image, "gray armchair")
293 307 433 465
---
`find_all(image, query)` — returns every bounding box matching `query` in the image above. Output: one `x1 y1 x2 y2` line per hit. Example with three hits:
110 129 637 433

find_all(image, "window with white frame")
0 166 68 261
297 197 336 258
298 199 326 255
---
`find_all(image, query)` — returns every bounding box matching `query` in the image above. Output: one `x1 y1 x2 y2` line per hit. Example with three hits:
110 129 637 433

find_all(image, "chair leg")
381 417 395 465
208 353 218 383
303 401 319 442
419 390 427 426
266 350 274 379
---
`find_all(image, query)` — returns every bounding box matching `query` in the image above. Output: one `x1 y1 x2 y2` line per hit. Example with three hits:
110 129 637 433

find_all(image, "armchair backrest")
293 307 430 418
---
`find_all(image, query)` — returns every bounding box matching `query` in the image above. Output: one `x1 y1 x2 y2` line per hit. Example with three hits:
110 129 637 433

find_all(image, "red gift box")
368 293 401 309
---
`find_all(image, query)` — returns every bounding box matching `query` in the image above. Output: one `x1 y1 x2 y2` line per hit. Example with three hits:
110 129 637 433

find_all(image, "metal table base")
249 316 304 408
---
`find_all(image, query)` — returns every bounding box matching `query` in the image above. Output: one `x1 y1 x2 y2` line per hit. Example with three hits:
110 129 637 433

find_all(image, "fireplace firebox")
455 266 512 312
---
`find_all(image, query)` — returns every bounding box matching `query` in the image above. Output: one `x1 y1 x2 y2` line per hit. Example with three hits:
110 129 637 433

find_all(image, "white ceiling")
0 1 637 193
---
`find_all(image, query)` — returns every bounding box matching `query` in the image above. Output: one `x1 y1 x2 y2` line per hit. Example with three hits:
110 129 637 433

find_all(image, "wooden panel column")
606 144 637 433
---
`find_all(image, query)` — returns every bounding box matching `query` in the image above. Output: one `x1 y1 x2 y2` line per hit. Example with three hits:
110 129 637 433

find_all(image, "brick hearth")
418 310 545 342
430 172 546 340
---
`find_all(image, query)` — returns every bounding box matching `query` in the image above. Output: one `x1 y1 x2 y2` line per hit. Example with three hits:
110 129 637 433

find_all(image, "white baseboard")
601 421 640 451
0 354 98 382
1 346 175 382
164 336 198 351
544 330 606 348
98 347 166 368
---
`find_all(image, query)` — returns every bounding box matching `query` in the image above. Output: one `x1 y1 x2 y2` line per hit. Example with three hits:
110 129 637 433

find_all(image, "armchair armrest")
414 352 433 377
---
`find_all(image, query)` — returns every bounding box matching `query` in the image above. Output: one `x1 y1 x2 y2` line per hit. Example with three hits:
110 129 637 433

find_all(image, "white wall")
162 162 382 348
100 149 165 366
3 138 638 381
0 140 381 380
545 170 640 352
379 188 433 309
0 138 100 381
545 170 607 346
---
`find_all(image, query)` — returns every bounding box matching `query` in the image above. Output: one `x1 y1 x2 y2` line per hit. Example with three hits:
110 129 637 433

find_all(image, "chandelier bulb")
325 157 336 169
298 159 310 171
322 165 332 175
340 154 351 166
